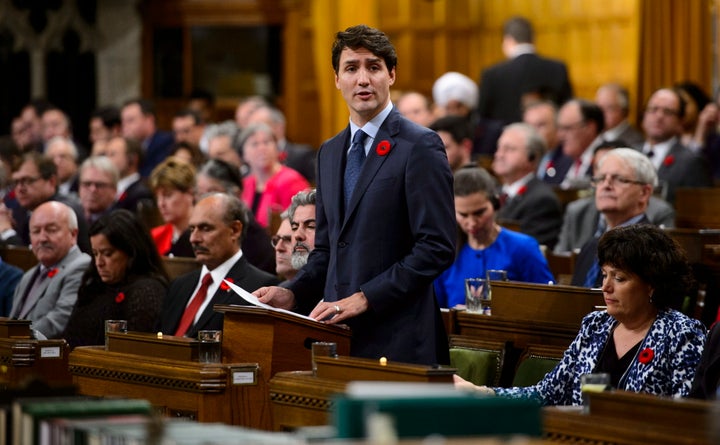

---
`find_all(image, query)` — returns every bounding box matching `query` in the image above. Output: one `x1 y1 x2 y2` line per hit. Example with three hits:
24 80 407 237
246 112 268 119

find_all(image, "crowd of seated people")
2 16 720 415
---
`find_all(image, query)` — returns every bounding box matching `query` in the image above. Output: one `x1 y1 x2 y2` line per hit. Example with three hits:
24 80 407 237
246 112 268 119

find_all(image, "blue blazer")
288 109 456 365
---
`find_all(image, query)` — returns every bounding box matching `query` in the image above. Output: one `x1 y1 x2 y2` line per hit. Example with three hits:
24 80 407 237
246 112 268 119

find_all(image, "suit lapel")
192 258 247 331
329 128 350 226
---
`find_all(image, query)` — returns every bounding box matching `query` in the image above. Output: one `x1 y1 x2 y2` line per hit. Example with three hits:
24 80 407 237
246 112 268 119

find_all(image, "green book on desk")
332 383 541 439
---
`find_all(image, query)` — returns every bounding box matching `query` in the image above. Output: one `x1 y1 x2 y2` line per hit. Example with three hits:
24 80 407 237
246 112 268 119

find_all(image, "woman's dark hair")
197 158 243 195
452 167 499 258
597 224 694 310
79 209 168 297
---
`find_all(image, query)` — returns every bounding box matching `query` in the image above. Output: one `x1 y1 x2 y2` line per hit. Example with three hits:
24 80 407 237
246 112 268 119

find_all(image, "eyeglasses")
11 176 41 188
645 106 679 117
558 121 587 132
80 181 114 190
271 235 292 248
590 174 646 187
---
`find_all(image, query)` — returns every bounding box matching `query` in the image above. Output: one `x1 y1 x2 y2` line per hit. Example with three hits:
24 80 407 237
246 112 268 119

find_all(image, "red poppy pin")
663 155 675 167
46 268 59 278
638 347 654 364
115 292 125 303
278 151 288 163
219 278 234 291
118 191 127 202
517 185 528 196
376 140 391 156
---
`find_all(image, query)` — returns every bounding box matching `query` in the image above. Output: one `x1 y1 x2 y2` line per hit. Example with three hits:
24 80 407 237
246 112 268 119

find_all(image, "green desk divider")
332 393 541 439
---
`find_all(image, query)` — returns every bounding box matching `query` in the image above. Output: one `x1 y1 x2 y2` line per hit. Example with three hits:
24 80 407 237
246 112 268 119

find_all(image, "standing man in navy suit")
255 25 456 365
478 16 573 124
159 193 279 338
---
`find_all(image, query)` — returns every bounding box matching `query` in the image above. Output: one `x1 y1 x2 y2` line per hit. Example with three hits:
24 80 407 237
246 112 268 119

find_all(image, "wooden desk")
543 390 720 444
0 319 72 389
70 345 257 424
269 356 455 431
0 245 37 271
675 187 720 230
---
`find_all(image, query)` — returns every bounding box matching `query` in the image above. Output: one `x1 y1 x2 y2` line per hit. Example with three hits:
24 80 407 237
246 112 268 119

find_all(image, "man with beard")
288 190 316 272
158 193 279 337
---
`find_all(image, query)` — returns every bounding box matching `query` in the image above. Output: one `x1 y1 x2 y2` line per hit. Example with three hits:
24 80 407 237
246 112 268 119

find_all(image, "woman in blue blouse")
433 167 553 308
455 224 706 404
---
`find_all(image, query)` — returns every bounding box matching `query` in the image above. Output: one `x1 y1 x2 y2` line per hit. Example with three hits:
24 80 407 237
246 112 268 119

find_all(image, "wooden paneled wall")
282 0 641 146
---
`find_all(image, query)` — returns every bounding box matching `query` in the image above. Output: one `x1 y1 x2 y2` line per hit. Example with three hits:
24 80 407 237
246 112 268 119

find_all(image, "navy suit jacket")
113 178 155 215
478 53 573 124
159 255 279 338
496 176 563 249
140 131 174 178
288 109 456 365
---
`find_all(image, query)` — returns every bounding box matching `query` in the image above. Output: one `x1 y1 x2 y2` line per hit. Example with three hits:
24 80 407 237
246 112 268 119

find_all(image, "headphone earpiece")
491 194 501 210
528 151 536 162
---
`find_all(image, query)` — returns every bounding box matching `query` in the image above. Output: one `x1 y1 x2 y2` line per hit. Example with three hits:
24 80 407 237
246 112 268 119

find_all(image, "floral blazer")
494 310 706 405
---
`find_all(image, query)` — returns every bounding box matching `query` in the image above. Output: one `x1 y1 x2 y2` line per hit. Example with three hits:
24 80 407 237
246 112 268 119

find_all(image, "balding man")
595 83 645 146
159 194 279 337
493 123 563 249
10 201 91 339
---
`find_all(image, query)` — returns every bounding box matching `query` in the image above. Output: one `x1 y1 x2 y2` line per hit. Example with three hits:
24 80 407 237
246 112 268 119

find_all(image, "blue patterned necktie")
344 130 368 208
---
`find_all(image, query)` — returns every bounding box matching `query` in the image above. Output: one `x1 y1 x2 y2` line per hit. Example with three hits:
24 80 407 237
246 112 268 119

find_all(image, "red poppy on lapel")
376 140 391 156
517 185 528 196
638 347 654 364
115 292 125 303
118 191 127 202
278 151 288 163
219 277 234 291
662 155 675 167
46 268 59 278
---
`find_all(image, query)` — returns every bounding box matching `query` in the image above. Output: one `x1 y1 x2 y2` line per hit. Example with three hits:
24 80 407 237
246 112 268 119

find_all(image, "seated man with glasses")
638 87 711 204
570 148 657 288
78 156 119 226
0 152 90 253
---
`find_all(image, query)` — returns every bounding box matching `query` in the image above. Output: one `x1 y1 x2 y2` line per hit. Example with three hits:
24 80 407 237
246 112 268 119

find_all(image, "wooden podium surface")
269 355 456 431
0 318 72 390
69 305 351 430
544 390 720 444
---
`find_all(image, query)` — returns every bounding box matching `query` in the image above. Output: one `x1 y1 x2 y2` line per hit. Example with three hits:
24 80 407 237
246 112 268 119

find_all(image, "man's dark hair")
123 137 144 169
503 16 534 44
575 99 605 134
91 106 121 129
429 116 472 144
189 88 216 106
20 152 57 179
122 98 156 117
331 24 397 74
174 108 203 125
218 193 250 243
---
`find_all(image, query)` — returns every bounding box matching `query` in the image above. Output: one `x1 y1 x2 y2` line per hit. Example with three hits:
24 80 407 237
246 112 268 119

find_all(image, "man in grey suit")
10 201 90 339
595 83 645 147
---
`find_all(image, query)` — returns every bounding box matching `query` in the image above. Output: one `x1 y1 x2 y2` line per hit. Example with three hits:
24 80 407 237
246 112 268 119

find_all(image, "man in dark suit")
159 193 279 338
255 25 456 365
247 105 317 183
0 152 91 253
493 123 563 249
571 148 656 287
523 101 573 185
105 136 155 218
639 88 712 204
121 99 174 178
10 201 90 339
477 16 573 124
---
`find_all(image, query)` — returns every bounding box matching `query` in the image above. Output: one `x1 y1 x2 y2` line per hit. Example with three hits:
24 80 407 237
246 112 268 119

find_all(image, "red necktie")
174 273 213 336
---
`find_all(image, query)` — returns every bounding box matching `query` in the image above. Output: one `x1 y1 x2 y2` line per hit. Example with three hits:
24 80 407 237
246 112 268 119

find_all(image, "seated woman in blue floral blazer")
455 224 706 405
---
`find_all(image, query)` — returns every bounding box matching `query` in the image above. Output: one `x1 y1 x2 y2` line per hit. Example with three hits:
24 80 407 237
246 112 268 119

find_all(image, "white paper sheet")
224 280 317 322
